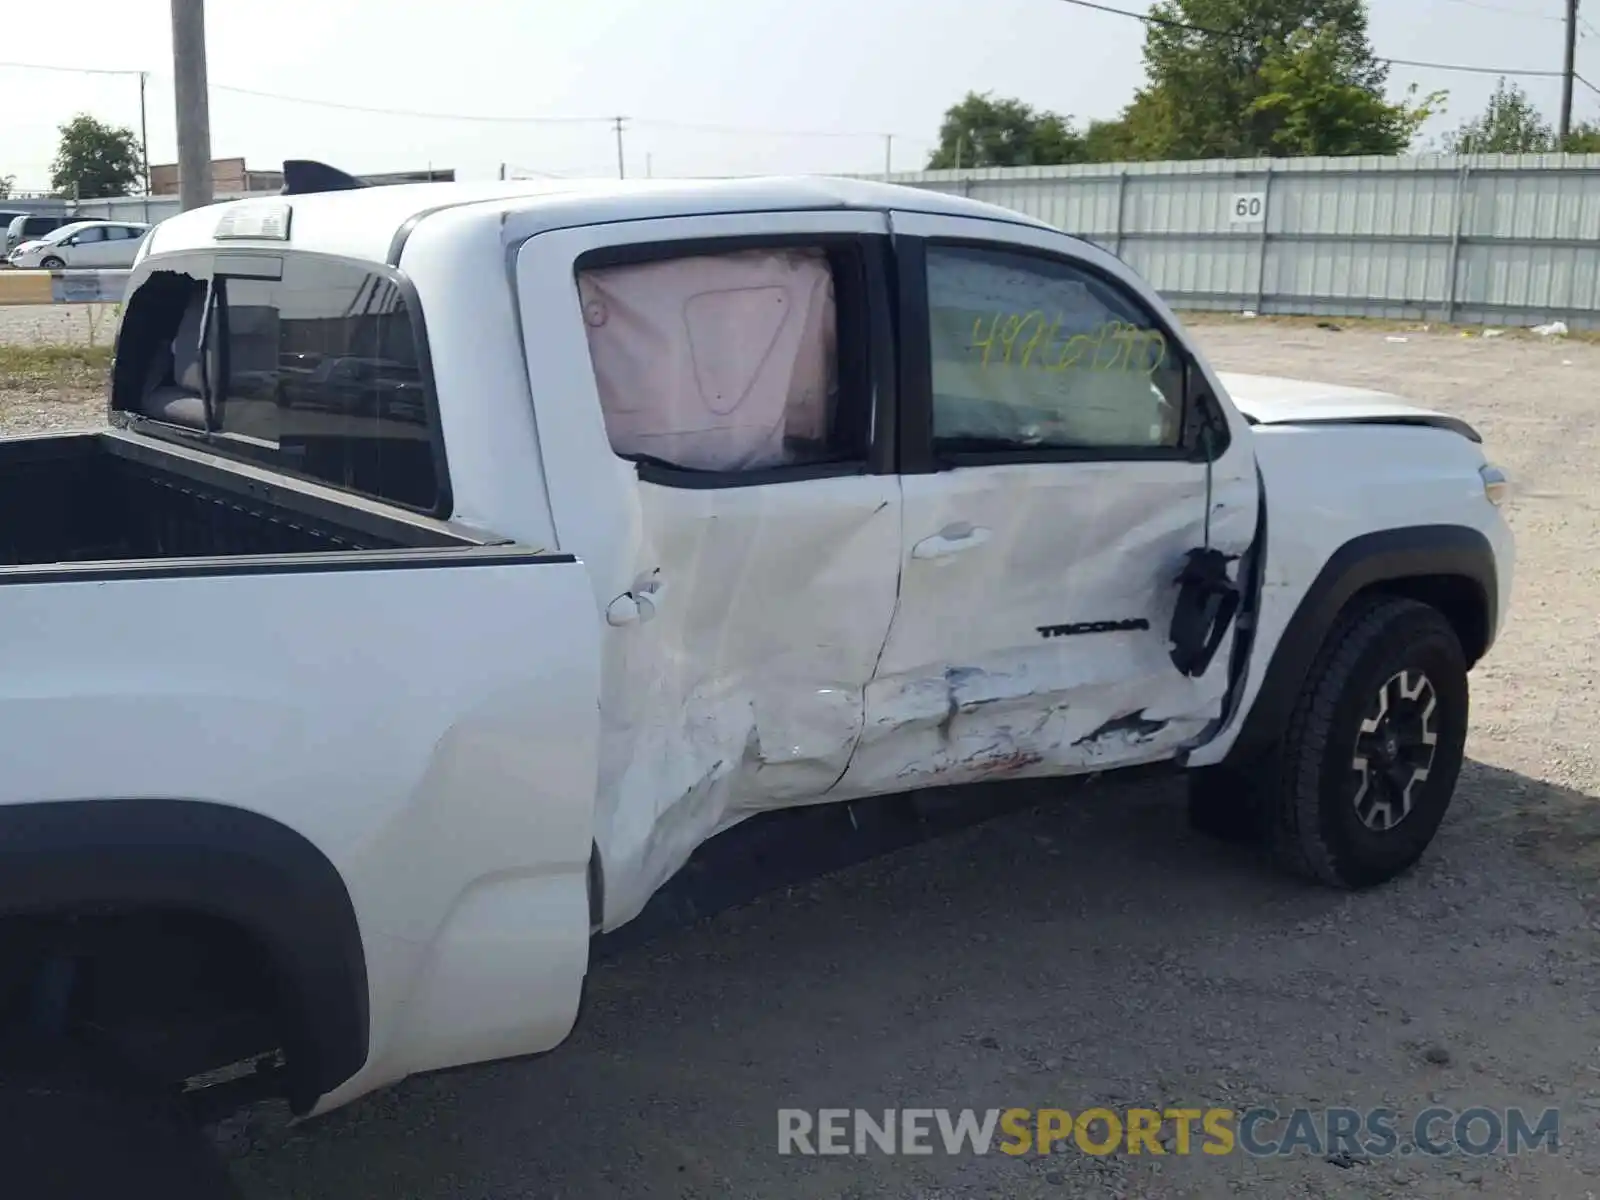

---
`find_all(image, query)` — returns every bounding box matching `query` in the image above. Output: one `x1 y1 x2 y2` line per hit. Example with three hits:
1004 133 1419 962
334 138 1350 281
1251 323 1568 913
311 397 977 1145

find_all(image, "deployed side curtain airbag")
577 248 836 471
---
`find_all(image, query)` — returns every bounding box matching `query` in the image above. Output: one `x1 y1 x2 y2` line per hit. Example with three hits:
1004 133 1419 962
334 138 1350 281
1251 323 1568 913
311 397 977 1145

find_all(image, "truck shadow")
227 758 1600 1199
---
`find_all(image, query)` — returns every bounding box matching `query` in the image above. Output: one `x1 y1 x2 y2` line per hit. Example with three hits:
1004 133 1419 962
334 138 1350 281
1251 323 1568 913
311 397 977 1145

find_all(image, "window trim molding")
899 234 1231 473
111 248 455 520
569 230 897 490
633 457 868 490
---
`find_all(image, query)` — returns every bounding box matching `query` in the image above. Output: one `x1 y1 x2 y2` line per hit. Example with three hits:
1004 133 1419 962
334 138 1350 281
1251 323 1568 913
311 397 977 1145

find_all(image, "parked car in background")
3 212 89 256
6 220 151 269
0 211 32 245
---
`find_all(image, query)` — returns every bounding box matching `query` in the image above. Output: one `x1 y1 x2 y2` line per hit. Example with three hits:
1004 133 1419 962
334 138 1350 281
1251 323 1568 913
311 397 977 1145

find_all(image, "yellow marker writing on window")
954 311 1167 376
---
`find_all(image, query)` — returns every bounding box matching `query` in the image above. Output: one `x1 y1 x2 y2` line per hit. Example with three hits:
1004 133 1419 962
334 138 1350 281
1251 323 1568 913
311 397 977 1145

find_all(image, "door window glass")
925 244 1184 453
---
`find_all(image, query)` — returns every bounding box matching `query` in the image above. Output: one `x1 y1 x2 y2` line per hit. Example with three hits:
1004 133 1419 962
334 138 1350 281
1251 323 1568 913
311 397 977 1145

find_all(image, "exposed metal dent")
842 654 1213 791
1220 372 1482 443
1073 709 1169 746
597 678 873 930
591 474 903 932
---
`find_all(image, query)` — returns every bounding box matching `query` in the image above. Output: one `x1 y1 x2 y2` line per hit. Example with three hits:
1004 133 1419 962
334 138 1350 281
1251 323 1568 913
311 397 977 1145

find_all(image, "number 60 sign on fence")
1229 192 1267 225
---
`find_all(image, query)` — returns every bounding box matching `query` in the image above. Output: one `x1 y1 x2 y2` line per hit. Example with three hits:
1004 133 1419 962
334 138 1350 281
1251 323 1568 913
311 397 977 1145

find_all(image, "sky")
0 0 1592 193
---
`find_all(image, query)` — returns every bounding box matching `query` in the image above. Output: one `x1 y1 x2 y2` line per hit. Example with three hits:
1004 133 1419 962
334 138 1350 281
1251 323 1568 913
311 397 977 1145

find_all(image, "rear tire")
38 256 64 270
0 1041 238 1199
1264 596 1469 888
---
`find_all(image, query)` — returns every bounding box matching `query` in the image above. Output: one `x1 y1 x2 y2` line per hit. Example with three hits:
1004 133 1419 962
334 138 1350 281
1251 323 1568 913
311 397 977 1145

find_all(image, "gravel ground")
5 311 1599 1199
0 303 120 351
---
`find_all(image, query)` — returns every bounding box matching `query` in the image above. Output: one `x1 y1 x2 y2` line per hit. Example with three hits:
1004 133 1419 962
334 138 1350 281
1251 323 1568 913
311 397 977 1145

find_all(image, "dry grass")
0 343 112 391
0 344 112 436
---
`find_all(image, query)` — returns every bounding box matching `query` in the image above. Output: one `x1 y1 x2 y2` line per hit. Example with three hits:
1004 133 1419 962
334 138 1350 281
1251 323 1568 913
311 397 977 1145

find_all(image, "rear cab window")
110 251 446 514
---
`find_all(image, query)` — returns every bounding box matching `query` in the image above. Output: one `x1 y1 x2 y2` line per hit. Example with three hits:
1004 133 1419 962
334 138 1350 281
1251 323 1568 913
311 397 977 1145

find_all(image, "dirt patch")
0 344 112 437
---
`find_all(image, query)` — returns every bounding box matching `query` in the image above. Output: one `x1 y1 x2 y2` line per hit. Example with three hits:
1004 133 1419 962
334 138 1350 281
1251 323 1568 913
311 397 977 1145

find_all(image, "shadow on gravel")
1462 759 1600 878
226 758 1600 1200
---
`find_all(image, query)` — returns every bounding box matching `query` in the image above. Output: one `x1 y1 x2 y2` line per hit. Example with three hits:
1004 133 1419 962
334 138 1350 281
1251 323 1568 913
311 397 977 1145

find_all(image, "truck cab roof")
139 174 1058 268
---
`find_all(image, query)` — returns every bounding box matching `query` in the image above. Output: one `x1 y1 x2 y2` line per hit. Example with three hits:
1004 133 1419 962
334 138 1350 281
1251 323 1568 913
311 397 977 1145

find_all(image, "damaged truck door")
840 212 1261 790
516 211 902 930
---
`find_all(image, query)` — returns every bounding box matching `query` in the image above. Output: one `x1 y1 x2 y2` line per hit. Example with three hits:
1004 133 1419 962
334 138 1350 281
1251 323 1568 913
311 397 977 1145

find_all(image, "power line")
0 60 613 124
1048 0 1575 78
0 59 929 143
206 93 931 144
0 28 1580 149
0 58 140 76
209 82 615 125
1386 56 1563 77
639 117 930 142
642 117 882 138
1436 0 1563 19
1049 0 1229 32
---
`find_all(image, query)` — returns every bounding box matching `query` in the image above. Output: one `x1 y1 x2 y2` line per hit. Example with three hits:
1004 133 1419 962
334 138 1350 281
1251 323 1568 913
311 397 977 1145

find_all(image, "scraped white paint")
589 475 901 927
838 211 1262 794
1217 372 1473 429
835 459 1255 794
517 204 1278 928
516 209 902 931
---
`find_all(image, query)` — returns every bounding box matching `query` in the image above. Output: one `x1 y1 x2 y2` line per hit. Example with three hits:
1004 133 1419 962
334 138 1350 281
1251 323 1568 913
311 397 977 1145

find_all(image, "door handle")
605 572 666 627
605 594 642 626
911 525 992 560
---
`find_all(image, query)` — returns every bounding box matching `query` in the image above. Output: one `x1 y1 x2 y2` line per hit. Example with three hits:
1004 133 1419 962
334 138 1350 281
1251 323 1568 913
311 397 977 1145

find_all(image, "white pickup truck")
0 164 1512 1194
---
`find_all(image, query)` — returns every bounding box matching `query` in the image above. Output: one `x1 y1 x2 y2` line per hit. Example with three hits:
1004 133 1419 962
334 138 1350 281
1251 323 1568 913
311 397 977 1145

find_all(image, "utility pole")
613 116 627 179
170 0 213 209
884 134 893 178
1561 0 1579 144
138 72 151 194
498 162 506 181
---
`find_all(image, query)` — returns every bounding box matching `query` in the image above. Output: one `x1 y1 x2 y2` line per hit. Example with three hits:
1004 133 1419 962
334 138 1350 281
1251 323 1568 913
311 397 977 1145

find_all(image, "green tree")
1083 117 1139 161
1444 78 1553 153
0 174 13 200
926 92 1087 168
50 114 143 199
1117 0 1436 158
1562 120 1600 152
1251 27 1435 155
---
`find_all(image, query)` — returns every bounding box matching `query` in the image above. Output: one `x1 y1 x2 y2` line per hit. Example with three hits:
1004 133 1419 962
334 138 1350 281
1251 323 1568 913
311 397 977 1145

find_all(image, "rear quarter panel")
0 553 602 1108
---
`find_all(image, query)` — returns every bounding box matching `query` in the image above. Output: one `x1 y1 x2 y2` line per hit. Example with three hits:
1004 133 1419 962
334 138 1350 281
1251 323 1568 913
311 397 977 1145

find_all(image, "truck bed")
1 429 483 571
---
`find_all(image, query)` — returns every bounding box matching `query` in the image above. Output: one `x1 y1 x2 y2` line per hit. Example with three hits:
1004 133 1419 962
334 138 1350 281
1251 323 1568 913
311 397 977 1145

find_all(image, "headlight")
1480 463 1510 506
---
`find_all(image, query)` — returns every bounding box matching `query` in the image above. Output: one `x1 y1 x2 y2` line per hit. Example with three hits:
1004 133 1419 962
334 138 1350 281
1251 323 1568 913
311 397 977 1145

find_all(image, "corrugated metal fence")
887 153 1600 330
4 193 258 225
16 153 1600 326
